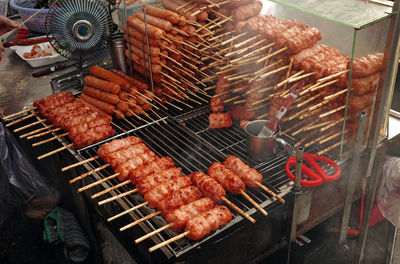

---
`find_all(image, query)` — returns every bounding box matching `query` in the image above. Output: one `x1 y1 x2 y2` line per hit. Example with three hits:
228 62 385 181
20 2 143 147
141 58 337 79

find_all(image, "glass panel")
264 0 393 29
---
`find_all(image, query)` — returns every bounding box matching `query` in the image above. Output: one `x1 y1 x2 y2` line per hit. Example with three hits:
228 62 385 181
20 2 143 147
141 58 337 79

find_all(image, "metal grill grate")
72 116 287 258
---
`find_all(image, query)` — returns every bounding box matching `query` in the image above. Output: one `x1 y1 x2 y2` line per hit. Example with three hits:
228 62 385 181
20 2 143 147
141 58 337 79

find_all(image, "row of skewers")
61 135 284 252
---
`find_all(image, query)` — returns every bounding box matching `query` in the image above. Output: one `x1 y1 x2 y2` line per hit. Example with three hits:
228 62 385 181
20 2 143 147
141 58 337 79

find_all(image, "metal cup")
245 120 289 161
110 33 127 73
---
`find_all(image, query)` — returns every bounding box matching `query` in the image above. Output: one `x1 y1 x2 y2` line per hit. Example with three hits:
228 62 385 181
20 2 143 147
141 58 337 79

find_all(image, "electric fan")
45 0 113 67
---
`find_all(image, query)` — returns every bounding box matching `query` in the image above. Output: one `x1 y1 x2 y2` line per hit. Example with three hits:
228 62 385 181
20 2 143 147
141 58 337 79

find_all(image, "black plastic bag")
0 122 59 222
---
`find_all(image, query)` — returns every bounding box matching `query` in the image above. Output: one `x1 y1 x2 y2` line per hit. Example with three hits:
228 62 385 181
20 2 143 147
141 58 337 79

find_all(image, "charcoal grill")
3 88 340 263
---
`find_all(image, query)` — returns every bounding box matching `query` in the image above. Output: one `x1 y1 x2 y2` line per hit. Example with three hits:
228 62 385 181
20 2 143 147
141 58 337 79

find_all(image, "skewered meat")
129 157 175 184
102 143 150 168
209 113 232 129
115 151 158 181
165 198 215 232
73 125 115 149
190 172 226 204
350 72 380 96
157 186 202 215
97 136 142 158
223 156 262 188
136 167 183 195
69 117 110 139
185 205 232 240
208 162 245 194
34 91 75 115
143 176 192 208
210 97 224 113
232 1 263 22
350 53 384 78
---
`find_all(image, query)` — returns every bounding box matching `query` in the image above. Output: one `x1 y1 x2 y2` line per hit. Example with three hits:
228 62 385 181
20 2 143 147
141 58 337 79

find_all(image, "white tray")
10 42 67 68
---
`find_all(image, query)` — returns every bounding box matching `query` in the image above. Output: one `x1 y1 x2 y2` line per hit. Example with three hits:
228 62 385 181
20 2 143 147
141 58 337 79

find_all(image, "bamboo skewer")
135 223 174 244
280 119 309 135
316 69 349 83
319 105 346 118
78 173 120 193
295 92 326 108
37 143 74 160
287 71 316 84
121 211 162 232
309 79 338 92
149 231 190 252
2 106 37 121
292 120 319 136
14 119 47 132
5 113 36 127
221 196 255 223
20 124 55 138
304 131 336 148
256 47 287 64
255 182 285 204
319 131 343 145
240 190 267 216
62 156 99 172
98 189 138 206
27 127 61 139
320 117 345 132
69 164 111 184
108 201 149 222
32 132 69 147
323 89 347 101
294 130 318 148
91 180 131 199
317 139 348 155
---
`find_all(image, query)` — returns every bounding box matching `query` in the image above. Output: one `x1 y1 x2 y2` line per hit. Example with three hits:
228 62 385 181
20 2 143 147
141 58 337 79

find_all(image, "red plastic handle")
285 153 341 187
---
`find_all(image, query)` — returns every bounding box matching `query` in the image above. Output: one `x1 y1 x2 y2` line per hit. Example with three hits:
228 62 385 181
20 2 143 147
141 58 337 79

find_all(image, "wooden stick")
78 172 119 193
323 89 347 101
256 47 287 64
90 180 132 199
37 143 74 160
5 113 36 127
310 79 338 92
233 35 260 49
223 95 241 104
304 131 336 148
2 106 37 121
171 26 189 36
160 71 181 84
221 196 255 223
319 130 344 144
220 32 247 47
69 163 110 184
14 119 47 132
280 119 309 135
62 156 99 172
20 124 55 138
299 108 322 120
283 58 294 90
319 105 346 118
258 65 290 80
135 223 174 244
287 71 316 83
98 189 138 206
295 92 326 108
149 231 190 252
32 132 69 147
304 120 332 132
255 182 285 204
108 202 149 222
316 69 349 83
176 1 191 10
240 190 267 216
27 127 61 139
275 71 305 90
120 211 161 232
165 101 183 111
317 140 347 155
292 120 318 136
165 93 194 109
320 117 345 132
294 130 318 148
20 7 45 27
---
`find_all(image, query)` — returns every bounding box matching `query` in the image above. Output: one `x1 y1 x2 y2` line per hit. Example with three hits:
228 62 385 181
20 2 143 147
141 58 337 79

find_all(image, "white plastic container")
10 42 67 68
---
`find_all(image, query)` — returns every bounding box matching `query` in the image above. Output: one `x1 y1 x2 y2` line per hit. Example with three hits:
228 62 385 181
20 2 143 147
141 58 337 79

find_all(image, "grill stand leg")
339 112 367 245
287 147 304 264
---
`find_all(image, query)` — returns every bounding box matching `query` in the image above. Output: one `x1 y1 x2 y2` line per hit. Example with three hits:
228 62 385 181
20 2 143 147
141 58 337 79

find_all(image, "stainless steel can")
110 34 127 73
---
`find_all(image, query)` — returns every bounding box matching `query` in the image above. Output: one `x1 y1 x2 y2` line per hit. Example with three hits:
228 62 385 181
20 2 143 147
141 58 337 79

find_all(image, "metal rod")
339 112 367 245
143 7 154 93
287 147 304 264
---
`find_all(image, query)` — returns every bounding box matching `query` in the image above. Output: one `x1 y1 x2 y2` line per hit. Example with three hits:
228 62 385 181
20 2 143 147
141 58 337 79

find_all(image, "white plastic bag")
377 156 400 228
